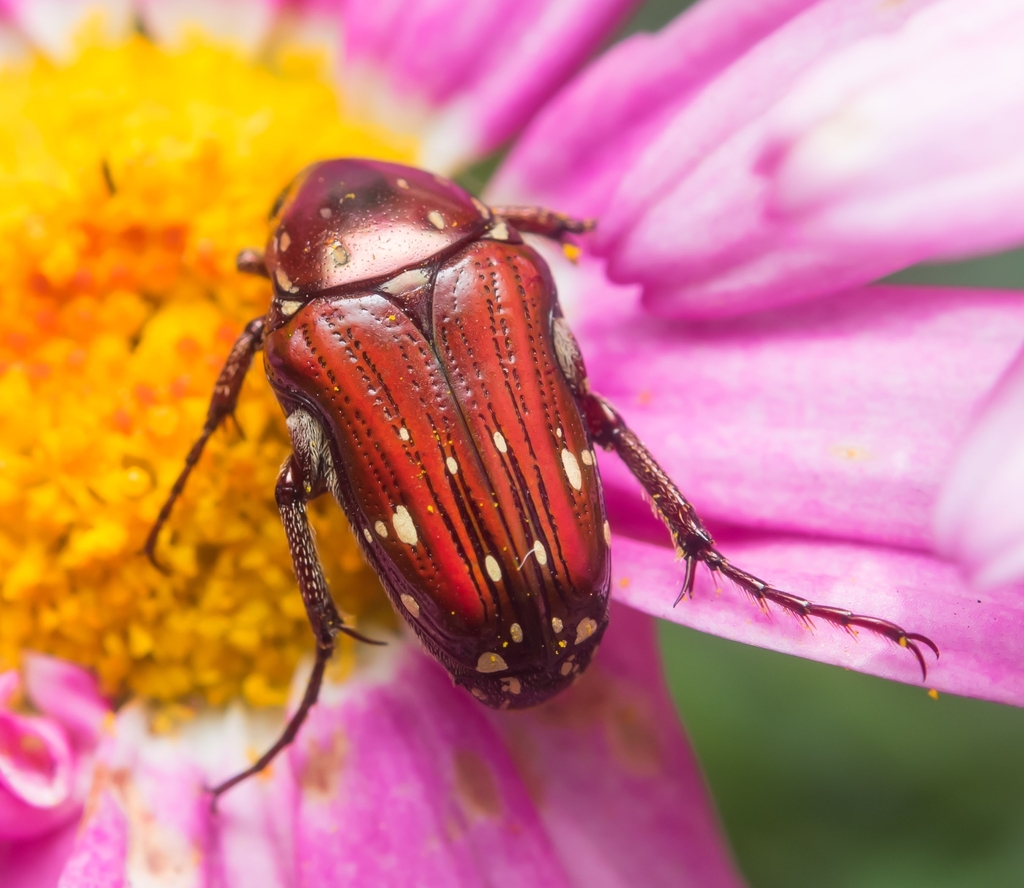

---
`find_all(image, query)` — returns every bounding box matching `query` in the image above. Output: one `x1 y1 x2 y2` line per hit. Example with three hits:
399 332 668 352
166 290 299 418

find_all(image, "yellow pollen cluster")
0 36 413 707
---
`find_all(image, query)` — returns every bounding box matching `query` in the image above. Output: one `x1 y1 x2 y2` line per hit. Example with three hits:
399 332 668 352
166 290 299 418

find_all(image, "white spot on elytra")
396 178 409 190
400 594 420 618
510 623 523 643
319 206 332 218
279 299 302 317
485 555 502 582
493 431 507 453
329 240 349 266
575 617 598 644
581 449 594 466
556 427 563 438
381 267 428 295
560 660 573 676
374 520 388 538
561 449 582 491
502 677 521 695
603 520 611 545
392 506 418 545
399 427 410 441
533 540 548 566
476 652 507 673
278 230 291 252
446 456 459 475
275 266 298 294
489 221 509 241
551 617 563 634
427 210 445 229
362 528 373 543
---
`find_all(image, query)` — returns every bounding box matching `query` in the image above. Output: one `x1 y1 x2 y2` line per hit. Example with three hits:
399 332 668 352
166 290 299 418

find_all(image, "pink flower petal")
935 347 1024 589
0 817 79 888
47 617 739 886
290 611 740 887
489 602 744 888
289 648 573 887
0 14 31 64
490 0 819 212
495 0 957 317
610 528 1024 706
0 700 76 839
136 0 279 53
762 0 1024 270
21 653 108 751
57 788 128 888
555 242 1024 553
0 658 108 848
1 0 132 60
337 0 640 172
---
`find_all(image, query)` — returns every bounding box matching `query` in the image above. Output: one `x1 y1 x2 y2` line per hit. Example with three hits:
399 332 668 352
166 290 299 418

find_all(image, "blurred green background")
614 1 1024 886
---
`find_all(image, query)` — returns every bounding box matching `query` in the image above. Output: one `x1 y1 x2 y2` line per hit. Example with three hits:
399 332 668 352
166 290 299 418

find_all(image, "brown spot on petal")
534 663 663 777
606 699 661 777
453 749 501 819
300 728 347 798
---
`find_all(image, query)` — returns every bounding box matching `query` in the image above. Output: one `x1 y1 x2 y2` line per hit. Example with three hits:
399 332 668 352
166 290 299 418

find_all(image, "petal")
762 0 1024 270
336 0 640 173
288 644 575 887
290 618 739 887
46 621 739 886
489 601 744 888
494 0 946 317
552 241 1024 551
56 788 128 888
136 0 280 53
610 529 1024 706
2 0 132 60
935 347 1024 588
21 653 109 752
0 706 77 839
0 817 79 888
490 0 819 212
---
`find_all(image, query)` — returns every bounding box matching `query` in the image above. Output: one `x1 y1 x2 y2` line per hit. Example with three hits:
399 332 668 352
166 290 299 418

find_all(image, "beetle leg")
208 451 379 804
143 317 266 572
580 392 939 679
489 205 594 241
236 248 269 277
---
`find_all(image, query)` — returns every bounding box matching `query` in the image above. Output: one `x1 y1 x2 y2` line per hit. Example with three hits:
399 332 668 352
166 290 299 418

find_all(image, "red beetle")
146 159 937 799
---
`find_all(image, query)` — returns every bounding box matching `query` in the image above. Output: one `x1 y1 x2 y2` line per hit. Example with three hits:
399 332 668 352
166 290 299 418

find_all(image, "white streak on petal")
935 348 1024 588
7 0 132 61
137 0 277 55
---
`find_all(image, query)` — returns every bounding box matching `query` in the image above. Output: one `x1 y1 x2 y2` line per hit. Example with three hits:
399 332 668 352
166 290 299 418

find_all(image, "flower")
0 0 1021 884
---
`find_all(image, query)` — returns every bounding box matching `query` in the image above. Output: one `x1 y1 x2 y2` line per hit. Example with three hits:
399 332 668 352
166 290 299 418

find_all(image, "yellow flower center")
0 35 414 707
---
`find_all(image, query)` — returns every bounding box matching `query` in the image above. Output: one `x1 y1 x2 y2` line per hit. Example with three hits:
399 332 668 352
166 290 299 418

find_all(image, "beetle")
144 158 938 800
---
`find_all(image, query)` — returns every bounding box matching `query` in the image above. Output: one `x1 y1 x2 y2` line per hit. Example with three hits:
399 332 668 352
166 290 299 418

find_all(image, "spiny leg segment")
207 454 381 804
580 393 939 679
142 316 266 572
490 205 595 240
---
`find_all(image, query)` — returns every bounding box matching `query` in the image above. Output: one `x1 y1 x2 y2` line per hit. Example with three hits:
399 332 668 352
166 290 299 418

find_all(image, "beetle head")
264 159 490 302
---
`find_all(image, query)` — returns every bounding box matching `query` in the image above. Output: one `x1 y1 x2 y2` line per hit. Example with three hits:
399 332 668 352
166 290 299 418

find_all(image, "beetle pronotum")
145 159 937 800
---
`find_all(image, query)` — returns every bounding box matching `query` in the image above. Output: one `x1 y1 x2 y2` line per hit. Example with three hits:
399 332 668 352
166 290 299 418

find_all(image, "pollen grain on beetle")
0 35 411 707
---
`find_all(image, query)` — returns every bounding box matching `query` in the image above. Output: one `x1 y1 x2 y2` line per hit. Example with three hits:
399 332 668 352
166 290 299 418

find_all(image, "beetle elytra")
145 159 937 800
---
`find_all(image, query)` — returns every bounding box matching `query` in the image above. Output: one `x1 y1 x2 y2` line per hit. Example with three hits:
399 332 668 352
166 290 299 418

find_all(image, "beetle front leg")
144 317 266 571
489 205 594 241
579 392 939 679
